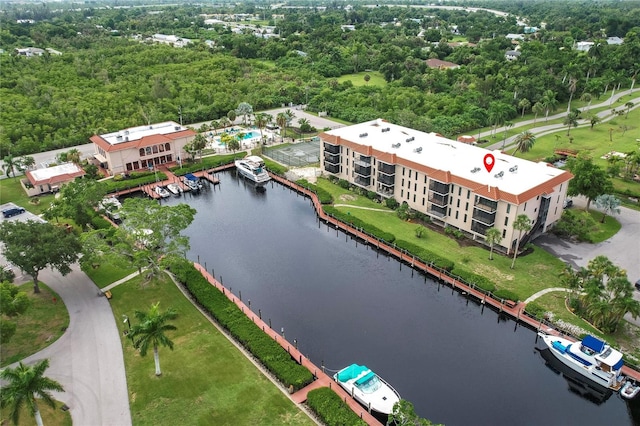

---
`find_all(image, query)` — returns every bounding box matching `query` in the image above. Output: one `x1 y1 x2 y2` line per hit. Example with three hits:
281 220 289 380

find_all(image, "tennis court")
263 140 321 167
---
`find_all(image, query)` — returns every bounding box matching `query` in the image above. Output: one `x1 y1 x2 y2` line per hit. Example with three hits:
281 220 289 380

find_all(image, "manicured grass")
0 176 56 215
107 273 314 426
0 399 72 426
337 71 386 87
1 283 70 367
585 209 622 243
81 261 137 289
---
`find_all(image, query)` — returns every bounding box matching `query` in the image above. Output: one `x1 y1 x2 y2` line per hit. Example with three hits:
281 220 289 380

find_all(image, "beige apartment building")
91 121 196 176
320 119 573 254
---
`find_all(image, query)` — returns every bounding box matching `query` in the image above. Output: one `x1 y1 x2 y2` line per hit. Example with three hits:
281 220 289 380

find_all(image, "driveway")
14 266 132 426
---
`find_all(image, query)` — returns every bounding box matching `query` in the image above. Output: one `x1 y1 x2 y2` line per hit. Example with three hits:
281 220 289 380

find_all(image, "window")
414 183 416 191
455 211 459 219
457 199 460 208
448 208 451 216
464 214 467 223
465 202 469 211
502 229 506 238
159 144 165 152
152 145 158 154
506 204 511 214
423 187 426 195
402 178 404 186
422 198 425 206
139 148 145 157
504 217 509 226
165 143 171 151
467 190 470 199
402 167 405 176
424 176 427 184
524 202 527 210
401 189 404 197
458 187 462 196
145 147 152 155
413 194 416 202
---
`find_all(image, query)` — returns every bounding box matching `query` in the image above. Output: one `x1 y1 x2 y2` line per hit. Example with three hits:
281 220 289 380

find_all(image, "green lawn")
337 71 386 87
0 399 72 426
106 272 314 426
584 209 622 243
1 283 70 367
0 176 56 215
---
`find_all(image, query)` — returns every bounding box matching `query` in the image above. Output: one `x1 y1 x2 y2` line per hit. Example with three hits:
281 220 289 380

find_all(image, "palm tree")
276 112 287 142
2 155 19 178
624 101 634 118
191 133 207 162
0 359 64 426
227 110 237 126
541 90 558 122
236 102 253 126
580 93 593 112
485 227 502 260
510 214 532 269
531 102 544 127
129 302 178 376
518 98 531 118
512 131 536 156
254 112 270 146
564 111 579 136
298 118 310 140
594 194 621 223
219 116 231 130
589 115 601 129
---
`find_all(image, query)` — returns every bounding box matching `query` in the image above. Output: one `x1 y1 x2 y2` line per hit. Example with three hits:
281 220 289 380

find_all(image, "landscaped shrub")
451 268 496 292
323 206 395 243
167 259 313 391
524 302 545 318
493 289 520 302
394 239 455 271
263 158 288 175
102 172 168 193
307 387 367 426
169 153 246 176
338 179 350 189
296 179 333 204
396 202 410 220
366 191 377 200
385 198 399 209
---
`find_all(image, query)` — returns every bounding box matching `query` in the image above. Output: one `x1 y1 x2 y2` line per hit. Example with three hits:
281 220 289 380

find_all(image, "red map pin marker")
483 153 495 173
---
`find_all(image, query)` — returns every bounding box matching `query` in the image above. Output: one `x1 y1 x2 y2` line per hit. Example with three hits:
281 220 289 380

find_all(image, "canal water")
163 171 638 426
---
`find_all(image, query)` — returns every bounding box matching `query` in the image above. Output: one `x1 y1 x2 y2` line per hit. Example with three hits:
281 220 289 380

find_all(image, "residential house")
425 58 460 70
23 163 85 196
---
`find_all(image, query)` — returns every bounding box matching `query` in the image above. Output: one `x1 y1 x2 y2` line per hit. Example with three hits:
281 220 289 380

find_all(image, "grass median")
102 271 314 426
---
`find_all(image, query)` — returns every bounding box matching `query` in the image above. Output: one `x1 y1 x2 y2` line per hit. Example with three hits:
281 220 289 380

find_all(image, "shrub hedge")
323 206 396 243
394 239 455 271
524 302 545 318
451 268 497 293
167 259 313 391
306 387 367 426
263 158 288 176
296 179 333 204
493 289 520 303
169 153 245 176
102 172 167 193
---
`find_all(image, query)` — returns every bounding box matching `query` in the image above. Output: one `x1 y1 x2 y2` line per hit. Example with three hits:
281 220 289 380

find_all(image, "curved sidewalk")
16 267 132 426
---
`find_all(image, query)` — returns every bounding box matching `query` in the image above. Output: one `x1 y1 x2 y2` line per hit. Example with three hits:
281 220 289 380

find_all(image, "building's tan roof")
91 125 196 153
26 163 85 186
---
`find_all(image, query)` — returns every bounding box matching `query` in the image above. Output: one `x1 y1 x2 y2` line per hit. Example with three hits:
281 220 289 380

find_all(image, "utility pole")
178 106 183 126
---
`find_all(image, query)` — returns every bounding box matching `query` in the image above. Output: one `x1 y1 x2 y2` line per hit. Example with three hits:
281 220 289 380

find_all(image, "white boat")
166 183 182 195
333 364 400 415
234 155 271 185
620 379 640 399
537 331 625 391
182 174 203 192
154 186 171 198
100 197 122 221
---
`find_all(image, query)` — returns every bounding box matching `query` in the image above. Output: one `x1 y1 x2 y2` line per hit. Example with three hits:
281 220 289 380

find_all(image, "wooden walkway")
267 173 640 384
192 263 383 425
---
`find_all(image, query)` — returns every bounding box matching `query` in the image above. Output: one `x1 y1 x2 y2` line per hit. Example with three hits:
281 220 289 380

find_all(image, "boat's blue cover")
552 340 567 353
613 358 624 370
582 335 605 353
337 364 369 382
356 371 375 385
566 345 592 366
185 173 198 181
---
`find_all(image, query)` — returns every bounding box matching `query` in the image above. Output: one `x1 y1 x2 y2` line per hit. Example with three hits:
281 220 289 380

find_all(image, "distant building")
15 47 44 57
607 37 623 45
505 50 522 61
23 163 85 196
506 34 525 41
149 34 191 48
90 121 196 176
319 119 573 253
425 58 460 70
575 41 594 52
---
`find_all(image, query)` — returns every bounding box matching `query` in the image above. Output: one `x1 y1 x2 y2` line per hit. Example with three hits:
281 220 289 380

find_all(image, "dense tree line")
1 1 638 156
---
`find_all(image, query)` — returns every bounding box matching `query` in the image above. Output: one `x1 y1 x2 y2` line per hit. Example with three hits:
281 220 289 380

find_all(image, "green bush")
396 202 410 220
493 289 520 302
90 214 113 230
366 191 377 200
102 172 168 193
451 268 496 292
263 158 288 175
167 259 313 390
296 179 333 204
169 153 246 176
524 302 546 318
338 179 350 189
385 198 399 209
307 388 367 426
323 206 395 243
394 239 455 271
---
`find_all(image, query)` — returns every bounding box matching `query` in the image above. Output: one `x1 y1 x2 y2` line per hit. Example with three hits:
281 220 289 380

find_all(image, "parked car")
563 199 573 209
635 279 640 291
2 207 26 218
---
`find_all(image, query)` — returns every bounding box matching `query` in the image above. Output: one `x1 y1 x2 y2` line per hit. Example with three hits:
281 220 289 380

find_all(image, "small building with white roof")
23 163 85 196
90 121 196 176
320 119 573 253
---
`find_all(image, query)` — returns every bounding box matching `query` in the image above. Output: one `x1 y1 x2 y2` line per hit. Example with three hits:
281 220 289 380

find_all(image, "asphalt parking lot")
0 202 45 282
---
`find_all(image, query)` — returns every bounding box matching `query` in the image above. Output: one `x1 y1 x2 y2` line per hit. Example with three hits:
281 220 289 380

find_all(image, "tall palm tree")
191 133 207 162
254 112 270 146
512 131 536 156
227 110 237 126
531 102 544 127
594 194 621 223
564 111 579 136
624 101 634 118
518 98 531 118
129 302 178 376
276 112 287 143
2 155 19 178
541 90 558 122
219 116 231 130
0 359 64 426
298 118 310 140
485 227 502 260
510 214 532 269
236 102 253 126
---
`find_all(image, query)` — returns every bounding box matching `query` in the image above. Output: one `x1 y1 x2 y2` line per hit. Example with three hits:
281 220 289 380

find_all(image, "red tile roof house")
22 163 85 196
425 58 461 70
90 121 196 176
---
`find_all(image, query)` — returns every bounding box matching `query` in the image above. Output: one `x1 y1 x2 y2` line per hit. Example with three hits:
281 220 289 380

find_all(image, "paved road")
10 266 132 426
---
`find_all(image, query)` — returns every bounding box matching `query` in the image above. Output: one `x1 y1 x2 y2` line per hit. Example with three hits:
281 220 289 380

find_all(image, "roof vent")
359 132 368 138
413 147 423 153
124 130 129 135
406 136 415 142
391 142 401 148
381 127 391 133
494 171 504 178
125 136 129 142
116 134 123 140
470 167 481 173
175 126 180 131
509 165 518 173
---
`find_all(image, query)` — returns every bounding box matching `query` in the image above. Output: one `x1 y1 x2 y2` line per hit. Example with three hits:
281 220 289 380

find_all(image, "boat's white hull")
620 380 640 399
166 183 182 195
333 367 400 415
154 186 170 198
538 333 623 390
235 160 271 185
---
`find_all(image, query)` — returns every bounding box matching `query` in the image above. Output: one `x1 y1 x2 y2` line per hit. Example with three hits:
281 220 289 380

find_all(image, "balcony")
472 209 496 226
428 193 448 207
377 184 394 197
471 221 491 235
355 176 371 187
324 163 340 174
377 173 395 185
378 162 396 175
324 143 341 154
428 180 450 195
324 152 340 164
428 204 447 218
474 197 498 213
354 163 372 177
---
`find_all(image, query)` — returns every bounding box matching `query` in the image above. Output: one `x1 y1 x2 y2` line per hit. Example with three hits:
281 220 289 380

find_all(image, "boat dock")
268 173 640 384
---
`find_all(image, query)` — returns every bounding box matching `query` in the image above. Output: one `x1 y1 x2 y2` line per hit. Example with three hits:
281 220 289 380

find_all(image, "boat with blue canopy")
333 363 400 415
537 331 626 392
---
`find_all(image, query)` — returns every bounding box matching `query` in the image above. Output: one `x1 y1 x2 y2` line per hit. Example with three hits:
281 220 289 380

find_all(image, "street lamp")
123 315 132 340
